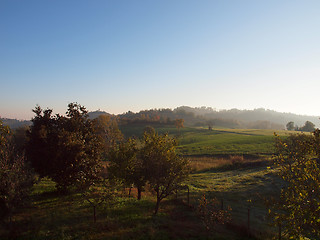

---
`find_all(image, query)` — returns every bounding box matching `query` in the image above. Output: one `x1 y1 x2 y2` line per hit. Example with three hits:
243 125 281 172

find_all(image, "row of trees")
286 120 316 132
0 103 189 221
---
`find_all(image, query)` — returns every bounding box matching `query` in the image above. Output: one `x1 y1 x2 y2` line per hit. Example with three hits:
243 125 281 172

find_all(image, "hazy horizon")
1 1 320 120
2 105 320 122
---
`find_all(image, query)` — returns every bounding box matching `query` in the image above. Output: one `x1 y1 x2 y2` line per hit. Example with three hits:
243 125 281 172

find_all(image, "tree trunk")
154 198 161 215
187 186 190 205
128 186 132 197
137 187 142 200
93 205 96 223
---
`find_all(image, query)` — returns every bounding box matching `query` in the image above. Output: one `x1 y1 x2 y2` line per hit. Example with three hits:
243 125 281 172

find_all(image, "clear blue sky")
1 0 320 120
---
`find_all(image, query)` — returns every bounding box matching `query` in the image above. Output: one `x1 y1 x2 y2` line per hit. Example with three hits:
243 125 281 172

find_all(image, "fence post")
247 207 250 233
278 223 281 240
187 186 190 205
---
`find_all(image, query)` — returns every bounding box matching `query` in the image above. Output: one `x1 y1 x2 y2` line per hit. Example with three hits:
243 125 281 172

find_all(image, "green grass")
1 126 291 239
1 178 233 240
182 163 283 239
120 124 291 156
1 167 279 240
178 128 291 156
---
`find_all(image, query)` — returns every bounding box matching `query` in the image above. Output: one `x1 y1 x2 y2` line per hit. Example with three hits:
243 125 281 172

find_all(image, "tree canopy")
141 131 190 214
0 120 34 221
272 131 320 238
108 138 145 200
286 121 295 131
26 103 105 191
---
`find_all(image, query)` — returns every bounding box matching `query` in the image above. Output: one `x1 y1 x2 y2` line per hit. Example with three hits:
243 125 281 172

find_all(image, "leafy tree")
143 125 156 135
271 131 320 238
0 120 10 153
26 103 104 192
299 121 315 132
0 121 34 222
175 118 184 135
141 131 190 214
198 194 231 232
78 178 117 223
93 115 123 155
108 138 146 200
207 120 215 130
286 121 295 131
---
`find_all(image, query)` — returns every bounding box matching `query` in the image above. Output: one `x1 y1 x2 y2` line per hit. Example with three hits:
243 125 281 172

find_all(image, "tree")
78 178 117 223
141 131 190 214
198 194 231 232
108 138 146 200
207 120 215 131
0 121 34 222
300 121 315 132
26 103 104 192
93 115 123 155
0 120 11 153
175 119 184 135
271 131 320 238
286 121 295 131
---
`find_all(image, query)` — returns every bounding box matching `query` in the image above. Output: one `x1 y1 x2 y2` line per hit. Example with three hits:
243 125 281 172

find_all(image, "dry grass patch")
187 155 268 172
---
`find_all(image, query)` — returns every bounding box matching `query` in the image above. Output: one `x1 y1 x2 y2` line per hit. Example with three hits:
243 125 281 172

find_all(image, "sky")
1 0 320 120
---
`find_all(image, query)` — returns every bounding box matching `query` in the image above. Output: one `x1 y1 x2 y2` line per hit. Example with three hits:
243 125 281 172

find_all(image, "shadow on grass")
195 159 271 174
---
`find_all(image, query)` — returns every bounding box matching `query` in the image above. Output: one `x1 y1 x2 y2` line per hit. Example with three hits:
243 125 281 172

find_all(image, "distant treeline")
3 106 320 130
0 118 31 129
114 107 319 130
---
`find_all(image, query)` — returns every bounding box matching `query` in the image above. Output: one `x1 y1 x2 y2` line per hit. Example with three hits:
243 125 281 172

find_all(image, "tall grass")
188 155 269 172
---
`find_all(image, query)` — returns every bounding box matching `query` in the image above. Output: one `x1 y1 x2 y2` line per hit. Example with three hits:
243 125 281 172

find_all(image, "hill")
0 118 31 129
117 106 320 130
3 106 319 130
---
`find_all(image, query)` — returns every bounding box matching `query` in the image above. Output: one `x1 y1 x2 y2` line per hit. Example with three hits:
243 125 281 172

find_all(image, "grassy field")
178 128 294 156
121 124 292 156
1 127 289 239
0 158 283 240
1 177 262 240
186 157 282 239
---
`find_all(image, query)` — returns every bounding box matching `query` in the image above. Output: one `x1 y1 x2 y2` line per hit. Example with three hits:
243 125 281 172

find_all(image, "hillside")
0 118 31 129
2 106 319 130
116 106 320 130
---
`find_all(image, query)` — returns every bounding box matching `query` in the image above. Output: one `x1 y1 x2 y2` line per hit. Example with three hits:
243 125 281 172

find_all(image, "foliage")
79 178 118 223
93 114 123 155
0 121 34 221
288 120 316 132
141 131 190 214
286 121 295 131
26 103 104 191
198 194 231 231
12 125 29 154
108 138 145 200
175 118 184 130
271 130 320 238
0 120 10 154
299 120 316 132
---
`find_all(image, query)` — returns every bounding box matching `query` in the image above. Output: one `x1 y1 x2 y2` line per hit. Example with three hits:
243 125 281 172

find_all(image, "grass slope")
121 123 291 156
178 128 290 156
1 177 252 240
